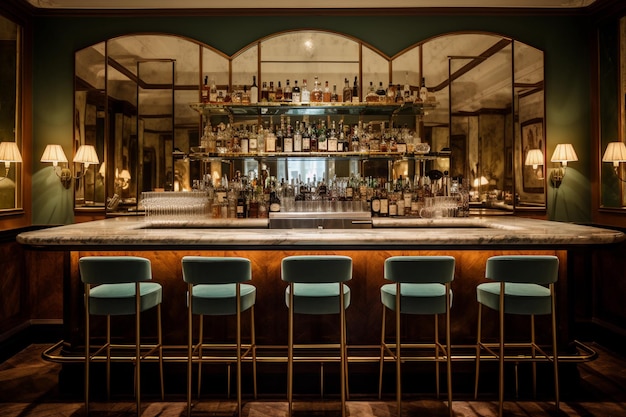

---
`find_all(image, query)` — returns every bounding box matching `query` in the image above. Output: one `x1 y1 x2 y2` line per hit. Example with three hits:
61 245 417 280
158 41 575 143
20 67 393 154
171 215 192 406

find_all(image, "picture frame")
521 118 545 193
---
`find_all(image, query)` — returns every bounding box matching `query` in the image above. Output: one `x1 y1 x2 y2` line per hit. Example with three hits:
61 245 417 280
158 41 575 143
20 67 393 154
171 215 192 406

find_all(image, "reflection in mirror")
74 30 545 215
0 14 22 210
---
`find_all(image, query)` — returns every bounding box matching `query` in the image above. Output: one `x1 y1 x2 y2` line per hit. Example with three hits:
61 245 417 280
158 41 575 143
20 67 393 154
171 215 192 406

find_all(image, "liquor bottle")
327 121 338 152
323 81 332 103
371 188 381 217
386 83 396 104
352 76 360 103
345 176 354 201
311 76 323 103
241 85 251 104
275 117 284 152
248 125 258 154
284 79 292 101
284 120 294 153
301 79 311 104
240 128 249 153
331 84 339 103
269 190 281 213
260 81 269 102
365 82 378 103
292 80 301 103
209 78 218 103
379 184 389 217
419 77 428 103
275 81 283 101
351 125 360 152
268 81 276 102
396 189 405 216
202 75 210 103
293 121 302 152
310 125 318 152
302 124 311 152
395 84 404 104
376 82 386 102
250 75 258 104
342 78 352 103
316 121 327 151
236 192 247 218
389 192 398 217
403 71 412 103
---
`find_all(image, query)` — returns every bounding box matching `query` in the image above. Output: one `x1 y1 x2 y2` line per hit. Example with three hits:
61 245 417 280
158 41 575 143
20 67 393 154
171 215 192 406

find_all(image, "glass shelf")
186 150 445 162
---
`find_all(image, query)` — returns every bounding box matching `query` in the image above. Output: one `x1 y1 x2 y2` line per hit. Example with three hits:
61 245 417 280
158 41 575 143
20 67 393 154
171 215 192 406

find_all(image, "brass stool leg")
395 283 401 417
498 282 505 417
340 283 346 417
84 286 90 414
378 306 386 399
158 304 164 400
106 315 111 400
344 311 350 401
446 283 453 417
187 284 193 417
287 283 294 417
474 303 482 399
236 283 242 417
531 314 537 398
135 283 141 416
435 314 440 399
251 306 257 400
551 284 560 410
197 315 204 399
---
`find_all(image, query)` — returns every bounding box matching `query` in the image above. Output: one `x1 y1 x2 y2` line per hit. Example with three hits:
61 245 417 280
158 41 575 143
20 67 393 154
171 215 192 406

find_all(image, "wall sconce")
115 168 131 191
601 141 626 182
40 144 72 189
550 143 578 188
524 148 545 179
41 144 100 189
73 144 100 175
0 141 23 181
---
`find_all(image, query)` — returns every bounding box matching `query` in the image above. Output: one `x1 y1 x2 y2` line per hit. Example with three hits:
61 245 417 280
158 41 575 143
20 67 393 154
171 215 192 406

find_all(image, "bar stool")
474 255 559 417
79 255 164 415
281 255 352 417
378 255 455 417
182 256 257 417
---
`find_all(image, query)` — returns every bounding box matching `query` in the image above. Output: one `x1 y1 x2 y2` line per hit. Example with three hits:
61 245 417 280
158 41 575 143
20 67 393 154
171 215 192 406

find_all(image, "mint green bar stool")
182 256 257 417
282 255 352 417
79 256 164 416
378 255 455 417
475 255 559 417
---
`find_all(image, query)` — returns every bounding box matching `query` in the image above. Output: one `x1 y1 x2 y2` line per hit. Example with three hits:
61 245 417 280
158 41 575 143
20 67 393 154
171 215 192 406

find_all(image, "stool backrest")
281 255 352 283
384 256 455 284
79 256 152 284
182 256 251 284
486 255 559 284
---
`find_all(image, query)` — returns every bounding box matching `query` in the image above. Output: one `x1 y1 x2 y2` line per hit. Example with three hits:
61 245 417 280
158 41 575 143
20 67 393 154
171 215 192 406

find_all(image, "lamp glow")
550 143 578 167
73 145 100 169
40 144 72 188
524 149 544 169
0 141 23 179
602 141 626 182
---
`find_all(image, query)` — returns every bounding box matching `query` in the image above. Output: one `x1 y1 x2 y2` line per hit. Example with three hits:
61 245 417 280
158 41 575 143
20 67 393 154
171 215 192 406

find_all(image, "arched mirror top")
73 29 545 214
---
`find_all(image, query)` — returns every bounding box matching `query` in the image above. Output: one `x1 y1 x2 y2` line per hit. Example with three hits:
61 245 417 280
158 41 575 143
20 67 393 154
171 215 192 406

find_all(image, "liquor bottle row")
194 171 470 219
200 74 434 106
198 117 431 156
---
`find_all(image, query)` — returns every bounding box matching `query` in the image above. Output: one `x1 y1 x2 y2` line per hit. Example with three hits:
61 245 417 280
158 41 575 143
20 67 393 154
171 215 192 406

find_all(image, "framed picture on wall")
521 118 545 193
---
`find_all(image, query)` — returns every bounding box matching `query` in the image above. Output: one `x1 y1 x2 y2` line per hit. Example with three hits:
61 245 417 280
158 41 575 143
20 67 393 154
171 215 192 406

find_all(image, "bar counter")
17 216 624 395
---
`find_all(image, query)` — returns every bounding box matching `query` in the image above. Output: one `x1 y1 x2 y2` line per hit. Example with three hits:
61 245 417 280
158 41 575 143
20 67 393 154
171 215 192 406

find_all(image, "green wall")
31 13 590 224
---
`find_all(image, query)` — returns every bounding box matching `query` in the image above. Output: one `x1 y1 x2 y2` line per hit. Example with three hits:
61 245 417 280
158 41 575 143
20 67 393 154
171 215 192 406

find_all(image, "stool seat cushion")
88 282 163 316
381 283 452 315
191 283 256 315
285 283 351 315
476 282 552 315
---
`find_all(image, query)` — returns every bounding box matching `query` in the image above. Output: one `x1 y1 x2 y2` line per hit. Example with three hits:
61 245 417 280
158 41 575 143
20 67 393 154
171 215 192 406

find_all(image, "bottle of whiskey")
302 124 311 152
342 78 352 103
376 82 386 102
260 81 269 102
292 80 301 103
250 75 258 104
268 81 276 102
209 78 218 103
331 84 339 103
275 81 283 101
284 79 292 102
419 77 428 103
366 82 378 103
293 121 302 152
323 81 332 103
327 121 338 152
301 79 311 104
202 75 210 103
352 76 360 103
311 76 323 103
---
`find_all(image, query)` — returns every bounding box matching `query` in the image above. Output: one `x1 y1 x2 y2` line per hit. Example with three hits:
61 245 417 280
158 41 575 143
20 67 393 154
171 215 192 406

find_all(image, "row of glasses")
142 191 210 219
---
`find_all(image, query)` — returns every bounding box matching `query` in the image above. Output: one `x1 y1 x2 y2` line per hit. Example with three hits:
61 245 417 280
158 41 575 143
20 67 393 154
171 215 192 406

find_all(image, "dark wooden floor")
0 343 624 416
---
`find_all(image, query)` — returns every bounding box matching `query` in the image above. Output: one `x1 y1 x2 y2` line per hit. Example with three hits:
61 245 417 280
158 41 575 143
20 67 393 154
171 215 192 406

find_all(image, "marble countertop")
17 216 625 249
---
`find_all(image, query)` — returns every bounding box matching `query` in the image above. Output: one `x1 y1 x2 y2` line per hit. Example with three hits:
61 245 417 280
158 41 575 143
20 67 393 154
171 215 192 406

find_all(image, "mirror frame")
0 12 23 214
74 30 545 215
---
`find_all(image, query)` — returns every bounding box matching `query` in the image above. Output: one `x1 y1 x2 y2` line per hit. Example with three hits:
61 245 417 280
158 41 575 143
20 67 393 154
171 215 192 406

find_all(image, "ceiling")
25 0 597 10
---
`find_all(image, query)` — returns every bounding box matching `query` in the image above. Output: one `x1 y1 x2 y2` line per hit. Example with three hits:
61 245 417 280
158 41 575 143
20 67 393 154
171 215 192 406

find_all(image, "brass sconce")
40 144 100 189
550 143 578 188
602 141 626 182
524 149 545 180
0 141 23 181
40 144 72 189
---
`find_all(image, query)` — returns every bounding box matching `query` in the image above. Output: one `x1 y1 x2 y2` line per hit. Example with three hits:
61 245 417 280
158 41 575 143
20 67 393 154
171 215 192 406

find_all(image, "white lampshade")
0 142 23 163
40 144 68 167
73 145 100 168
550 143 578 167
602 141 626 167
472 176 489 188
119 169 131 181
524 149 544 169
